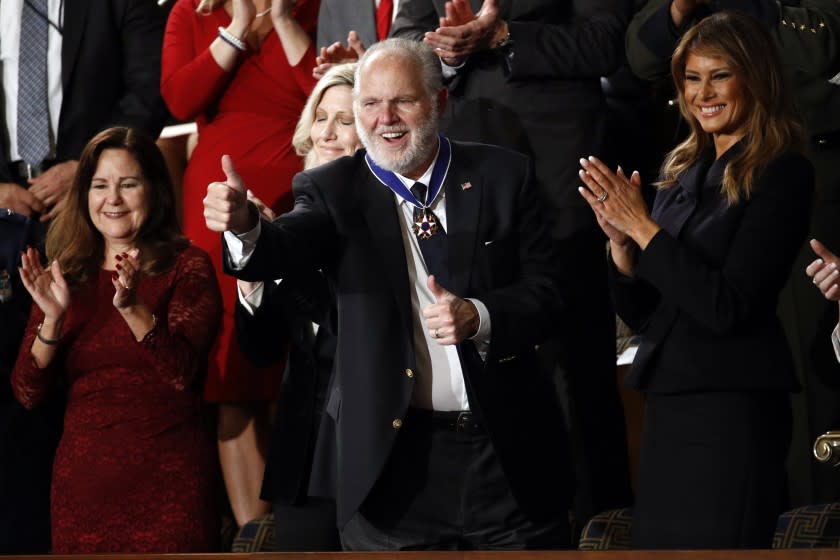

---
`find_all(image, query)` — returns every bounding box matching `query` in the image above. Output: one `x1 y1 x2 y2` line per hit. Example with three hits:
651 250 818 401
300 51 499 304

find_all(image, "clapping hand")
806 239 840 302
422 0 506 67
577 156 659 250
230 0 257 31
19 247 70 322
313 31 366 79
112 249 141 310
670 0 713 27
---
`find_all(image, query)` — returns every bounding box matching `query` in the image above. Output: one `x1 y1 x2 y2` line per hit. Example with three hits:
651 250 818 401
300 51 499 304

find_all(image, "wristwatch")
494 31 513 51
493 23 514 64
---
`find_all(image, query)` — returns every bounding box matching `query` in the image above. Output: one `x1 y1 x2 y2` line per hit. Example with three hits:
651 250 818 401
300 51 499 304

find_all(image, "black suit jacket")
225 141 573 528
392 0 632 238
234 272 336 506
613 146 815 393
0 0 168 180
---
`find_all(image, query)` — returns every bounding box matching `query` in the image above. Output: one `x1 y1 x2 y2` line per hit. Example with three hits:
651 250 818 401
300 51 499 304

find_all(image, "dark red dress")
12 246 222 553
161 0 319 401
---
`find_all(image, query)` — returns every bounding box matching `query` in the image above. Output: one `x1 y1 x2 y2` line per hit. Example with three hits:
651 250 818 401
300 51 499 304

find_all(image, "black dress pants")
340 408 571 550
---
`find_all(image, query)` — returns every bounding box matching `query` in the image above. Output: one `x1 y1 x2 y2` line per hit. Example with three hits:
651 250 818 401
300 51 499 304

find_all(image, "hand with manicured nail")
112 249 141 310
18 246 70 322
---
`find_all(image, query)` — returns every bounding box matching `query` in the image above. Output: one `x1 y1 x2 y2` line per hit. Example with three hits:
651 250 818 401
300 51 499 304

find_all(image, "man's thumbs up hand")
422 274 479 345
204 155 256 234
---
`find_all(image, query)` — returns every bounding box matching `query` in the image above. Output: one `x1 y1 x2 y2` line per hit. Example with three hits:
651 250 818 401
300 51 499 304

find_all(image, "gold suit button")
405 368 414 378
392 418 403 429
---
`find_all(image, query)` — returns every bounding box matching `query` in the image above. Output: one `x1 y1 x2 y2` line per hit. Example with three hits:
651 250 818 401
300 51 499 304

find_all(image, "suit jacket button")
392 418 403 429
405 368 414 378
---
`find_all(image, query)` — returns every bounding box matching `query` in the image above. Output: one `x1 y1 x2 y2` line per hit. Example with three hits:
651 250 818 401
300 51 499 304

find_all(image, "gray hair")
353 38 443 103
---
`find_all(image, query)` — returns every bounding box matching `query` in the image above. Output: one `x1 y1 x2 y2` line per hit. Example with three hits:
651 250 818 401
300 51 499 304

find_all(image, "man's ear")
436 87 449 115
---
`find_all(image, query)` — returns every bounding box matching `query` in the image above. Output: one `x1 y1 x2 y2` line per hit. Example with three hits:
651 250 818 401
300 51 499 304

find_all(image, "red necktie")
376 0 393 41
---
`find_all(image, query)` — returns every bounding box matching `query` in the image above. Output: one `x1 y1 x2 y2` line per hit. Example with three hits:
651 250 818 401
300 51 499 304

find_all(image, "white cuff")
440 58 466 79
223 220 262 270
466 297 491 359
832 324 840 364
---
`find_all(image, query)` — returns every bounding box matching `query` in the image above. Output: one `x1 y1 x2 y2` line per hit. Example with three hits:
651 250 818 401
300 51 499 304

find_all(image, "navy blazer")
613 145 814 393
225 141 573 528
234 272 335 506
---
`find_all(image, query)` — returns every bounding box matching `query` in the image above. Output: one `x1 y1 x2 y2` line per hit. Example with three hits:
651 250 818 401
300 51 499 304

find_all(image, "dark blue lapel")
442 146 481 297
655 142 742 240
359 162 414 339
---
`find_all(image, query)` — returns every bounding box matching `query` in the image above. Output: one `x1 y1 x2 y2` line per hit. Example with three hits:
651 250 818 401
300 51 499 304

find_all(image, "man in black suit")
0 0 167 552
391 0 635 522
205 38 574 550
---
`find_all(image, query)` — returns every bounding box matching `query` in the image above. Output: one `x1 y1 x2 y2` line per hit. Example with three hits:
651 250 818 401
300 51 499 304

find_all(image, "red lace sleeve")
138 247 222 390
11 304 62 409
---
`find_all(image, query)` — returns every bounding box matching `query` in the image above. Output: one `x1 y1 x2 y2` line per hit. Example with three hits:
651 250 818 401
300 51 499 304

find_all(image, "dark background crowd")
0 0 839 553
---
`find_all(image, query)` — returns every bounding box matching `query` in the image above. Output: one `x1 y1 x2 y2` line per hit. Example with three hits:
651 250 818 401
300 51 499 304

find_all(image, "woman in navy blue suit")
579 11 814 549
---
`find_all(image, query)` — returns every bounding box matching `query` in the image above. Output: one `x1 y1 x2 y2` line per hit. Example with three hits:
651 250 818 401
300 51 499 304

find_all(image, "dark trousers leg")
340 418 571 551
272 498 340 551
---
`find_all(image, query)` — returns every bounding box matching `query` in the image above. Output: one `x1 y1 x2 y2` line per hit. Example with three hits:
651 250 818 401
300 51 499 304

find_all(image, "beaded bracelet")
218 26 247 52
36 322 62 345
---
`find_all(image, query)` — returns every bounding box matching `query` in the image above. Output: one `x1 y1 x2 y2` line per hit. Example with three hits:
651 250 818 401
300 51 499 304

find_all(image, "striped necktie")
17 0 51 168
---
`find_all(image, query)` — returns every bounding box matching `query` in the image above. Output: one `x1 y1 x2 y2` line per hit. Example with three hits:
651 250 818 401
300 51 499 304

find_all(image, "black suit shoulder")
622 148 814 392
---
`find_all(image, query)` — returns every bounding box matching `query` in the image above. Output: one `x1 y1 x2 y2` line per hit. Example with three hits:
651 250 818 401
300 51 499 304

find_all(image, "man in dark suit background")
205 38 574 550
0 0 168 552
391 0 635 522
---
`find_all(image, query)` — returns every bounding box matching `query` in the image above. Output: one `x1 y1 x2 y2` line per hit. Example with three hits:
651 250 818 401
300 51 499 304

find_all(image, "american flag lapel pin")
460 181 473 191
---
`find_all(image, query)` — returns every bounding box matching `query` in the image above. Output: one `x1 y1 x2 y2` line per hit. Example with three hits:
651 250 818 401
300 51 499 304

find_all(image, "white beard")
357 105 439 176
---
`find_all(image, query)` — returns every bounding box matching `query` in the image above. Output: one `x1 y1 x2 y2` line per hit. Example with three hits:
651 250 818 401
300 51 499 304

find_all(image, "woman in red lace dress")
161 0 318 526
12 127 222 553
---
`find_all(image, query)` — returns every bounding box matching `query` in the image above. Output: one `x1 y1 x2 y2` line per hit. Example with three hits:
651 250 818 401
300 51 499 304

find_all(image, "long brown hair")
658 11 806 204
46 127 189 285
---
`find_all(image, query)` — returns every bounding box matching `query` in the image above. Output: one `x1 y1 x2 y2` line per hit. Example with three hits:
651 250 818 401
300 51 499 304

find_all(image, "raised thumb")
221 154 246 193
427 274 450 301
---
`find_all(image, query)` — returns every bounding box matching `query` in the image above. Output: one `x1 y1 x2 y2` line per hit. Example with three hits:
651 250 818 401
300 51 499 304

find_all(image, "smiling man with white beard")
204 37 575 550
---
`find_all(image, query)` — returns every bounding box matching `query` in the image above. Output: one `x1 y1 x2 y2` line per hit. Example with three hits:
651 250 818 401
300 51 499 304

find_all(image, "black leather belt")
406 407 485 434
7 159 56 183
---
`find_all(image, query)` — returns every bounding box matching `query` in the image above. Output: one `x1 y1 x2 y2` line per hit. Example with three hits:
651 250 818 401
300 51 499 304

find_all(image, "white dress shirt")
225 148 491 411
832 324 840 363
0 0 63 162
